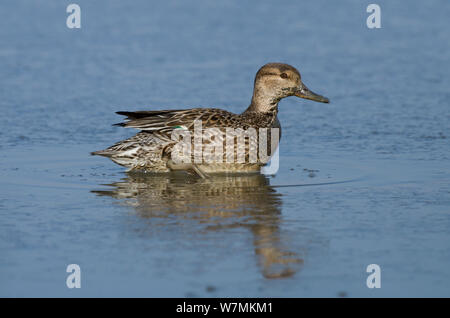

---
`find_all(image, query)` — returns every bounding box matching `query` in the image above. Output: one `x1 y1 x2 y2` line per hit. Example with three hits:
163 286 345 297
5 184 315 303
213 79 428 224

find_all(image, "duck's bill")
295 85 329 103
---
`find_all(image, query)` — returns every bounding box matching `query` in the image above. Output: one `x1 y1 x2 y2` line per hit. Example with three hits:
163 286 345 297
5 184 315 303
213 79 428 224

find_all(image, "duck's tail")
91 132 171 172
91 145 141 169
91 149 114 157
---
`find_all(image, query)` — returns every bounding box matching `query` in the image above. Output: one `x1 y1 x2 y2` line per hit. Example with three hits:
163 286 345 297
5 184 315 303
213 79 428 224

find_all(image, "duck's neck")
244 88 281 114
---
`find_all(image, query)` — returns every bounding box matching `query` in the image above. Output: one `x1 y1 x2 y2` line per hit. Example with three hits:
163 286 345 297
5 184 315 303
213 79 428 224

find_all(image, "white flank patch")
120 148 139 157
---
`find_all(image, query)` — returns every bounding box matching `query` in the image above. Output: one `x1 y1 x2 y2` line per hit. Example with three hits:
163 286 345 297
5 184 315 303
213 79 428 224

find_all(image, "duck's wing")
114 108 243 132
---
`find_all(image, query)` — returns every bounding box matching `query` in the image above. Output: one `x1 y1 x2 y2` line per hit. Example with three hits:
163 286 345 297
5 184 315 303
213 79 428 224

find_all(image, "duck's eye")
280 73 288 79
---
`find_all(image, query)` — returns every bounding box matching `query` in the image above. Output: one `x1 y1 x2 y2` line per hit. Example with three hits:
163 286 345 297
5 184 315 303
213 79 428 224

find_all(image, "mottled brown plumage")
92 63 329 176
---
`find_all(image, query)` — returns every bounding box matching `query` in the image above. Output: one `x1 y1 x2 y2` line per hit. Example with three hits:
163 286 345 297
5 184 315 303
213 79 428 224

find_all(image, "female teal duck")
92 63 329 176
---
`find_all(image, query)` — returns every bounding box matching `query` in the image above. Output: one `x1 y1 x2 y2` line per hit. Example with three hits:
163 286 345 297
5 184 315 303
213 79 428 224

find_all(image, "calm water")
0 0 449 297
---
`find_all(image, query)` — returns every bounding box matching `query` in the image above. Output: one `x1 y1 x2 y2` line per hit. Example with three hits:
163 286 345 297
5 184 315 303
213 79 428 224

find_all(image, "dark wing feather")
115 110 181 121
114 108 242 132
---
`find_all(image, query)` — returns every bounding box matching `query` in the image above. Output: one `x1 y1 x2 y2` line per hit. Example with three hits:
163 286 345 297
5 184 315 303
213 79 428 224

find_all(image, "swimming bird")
92 63 329 176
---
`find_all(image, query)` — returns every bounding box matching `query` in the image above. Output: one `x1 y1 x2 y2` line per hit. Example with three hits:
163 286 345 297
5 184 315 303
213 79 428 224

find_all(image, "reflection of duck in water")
93 173 304 279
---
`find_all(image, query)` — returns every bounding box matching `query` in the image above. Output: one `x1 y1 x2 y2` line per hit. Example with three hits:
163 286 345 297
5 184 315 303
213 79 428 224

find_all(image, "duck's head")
251 63 329 111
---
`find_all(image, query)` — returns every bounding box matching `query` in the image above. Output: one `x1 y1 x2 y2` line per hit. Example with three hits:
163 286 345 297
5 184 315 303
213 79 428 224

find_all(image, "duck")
92 63 329 177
